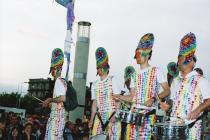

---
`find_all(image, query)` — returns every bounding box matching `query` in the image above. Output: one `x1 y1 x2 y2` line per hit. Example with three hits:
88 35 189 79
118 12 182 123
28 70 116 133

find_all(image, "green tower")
69 21 91 122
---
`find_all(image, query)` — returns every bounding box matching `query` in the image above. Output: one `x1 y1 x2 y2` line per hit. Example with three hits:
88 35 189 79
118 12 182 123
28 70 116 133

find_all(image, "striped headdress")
178 33 196 65
95 47 109 69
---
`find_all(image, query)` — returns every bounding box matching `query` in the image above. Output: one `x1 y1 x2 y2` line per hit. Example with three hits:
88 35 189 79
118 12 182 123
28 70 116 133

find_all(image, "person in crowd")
0 117 6 140
22 122 37 140
8 126 22 140
63 121 74 140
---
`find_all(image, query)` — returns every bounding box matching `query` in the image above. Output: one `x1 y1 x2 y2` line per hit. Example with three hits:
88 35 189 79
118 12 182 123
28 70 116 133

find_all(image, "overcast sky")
0 0 210 93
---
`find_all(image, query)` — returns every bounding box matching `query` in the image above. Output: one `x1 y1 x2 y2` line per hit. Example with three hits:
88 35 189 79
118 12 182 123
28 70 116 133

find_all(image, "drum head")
91 134 108 140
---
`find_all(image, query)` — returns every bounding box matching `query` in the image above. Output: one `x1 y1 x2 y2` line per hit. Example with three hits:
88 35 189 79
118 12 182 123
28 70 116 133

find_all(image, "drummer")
114 33 170 139
122 66 136 109
160 33 210 140
89 47 121 140
120 66 136 139
167 62 179 87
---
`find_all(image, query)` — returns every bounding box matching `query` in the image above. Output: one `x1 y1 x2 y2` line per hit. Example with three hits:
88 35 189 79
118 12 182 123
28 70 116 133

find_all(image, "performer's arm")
89 100 97 128
144 83 170 107
42 95 66 107
115 88 135 103
115 100 121 109
159 83 172 112
188 98 210 120
159 102 171 112
155 68 171 100
188 78 210 119
158 82 170 100
51 95 66 103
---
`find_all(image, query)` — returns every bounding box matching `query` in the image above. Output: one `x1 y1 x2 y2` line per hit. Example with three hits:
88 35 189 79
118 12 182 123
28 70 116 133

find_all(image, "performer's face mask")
97 67 108 77
178 55 186 71
134 49 150 64
178 55 194 72
96 67 102 76
51 66 62 78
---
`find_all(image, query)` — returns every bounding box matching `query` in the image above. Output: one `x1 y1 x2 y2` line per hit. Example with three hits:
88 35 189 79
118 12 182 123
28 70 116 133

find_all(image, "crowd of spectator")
1 110 210 140
0 111 90 140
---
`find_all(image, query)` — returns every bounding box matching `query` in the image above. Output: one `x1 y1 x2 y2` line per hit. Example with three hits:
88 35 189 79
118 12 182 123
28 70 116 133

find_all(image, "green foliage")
0 92 40 114
21 95 41 114
0 92 20 107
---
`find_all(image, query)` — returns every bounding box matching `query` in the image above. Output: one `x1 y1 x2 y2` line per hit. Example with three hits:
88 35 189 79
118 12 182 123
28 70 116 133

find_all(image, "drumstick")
32 95 44 103
117 99 131 108
117 97 134 104
156 94 161 103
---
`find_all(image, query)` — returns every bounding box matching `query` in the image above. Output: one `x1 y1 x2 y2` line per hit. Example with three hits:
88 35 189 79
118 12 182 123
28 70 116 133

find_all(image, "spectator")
22 122 37 140
32 120 41 140
63 121 74 140
0 117 6 140
38 125 46 140
8 126 22 140
81 122 89 140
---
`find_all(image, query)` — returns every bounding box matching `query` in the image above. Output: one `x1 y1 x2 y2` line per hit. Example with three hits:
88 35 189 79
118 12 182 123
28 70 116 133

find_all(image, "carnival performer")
160 33 210 140
114 33 170 139
88 47 121 140
121 66 136 140
124 66 136 92
42 48 67 140
167 62 179 87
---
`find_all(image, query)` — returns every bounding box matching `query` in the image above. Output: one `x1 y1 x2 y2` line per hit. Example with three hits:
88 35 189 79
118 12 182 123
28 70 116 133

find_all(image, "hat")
50 48 64 68
137 33 154 50
95 47 109 69
124 66 135 82
167 62 179 78
178 33 196 65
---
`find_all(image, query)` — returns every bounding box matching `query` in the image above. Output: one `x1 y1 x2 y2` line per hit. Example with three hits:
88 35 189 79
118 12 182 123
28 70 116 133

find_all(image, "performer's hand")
188 108 201 120
144 99 154 107
159 102 170 112
111 116 116 123
88 120 93 129
42 98 52 108
112 95 120 101
49 103 52 108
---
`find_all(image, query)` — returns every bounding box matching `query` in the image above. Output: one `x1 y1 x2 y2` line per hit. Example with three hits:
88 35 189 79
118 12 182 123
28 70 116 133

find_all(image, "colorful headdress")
178 32 196 65
50 48 64 69
137 33 154 50
95 47 109 69
124 66 135 82
167 62 179 78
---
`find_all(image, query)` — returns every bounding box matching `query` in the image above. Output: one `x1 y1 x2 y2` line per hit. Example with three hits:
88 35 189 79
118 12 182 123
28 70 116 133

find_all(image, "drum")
115 109 144 125
152 121 189 140
90 133 108 140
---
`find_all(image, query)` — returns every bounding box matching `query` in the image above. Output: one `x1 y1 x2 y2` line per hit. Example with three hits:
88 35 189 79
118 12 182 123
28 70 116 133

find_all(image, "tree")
0 92 41 114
